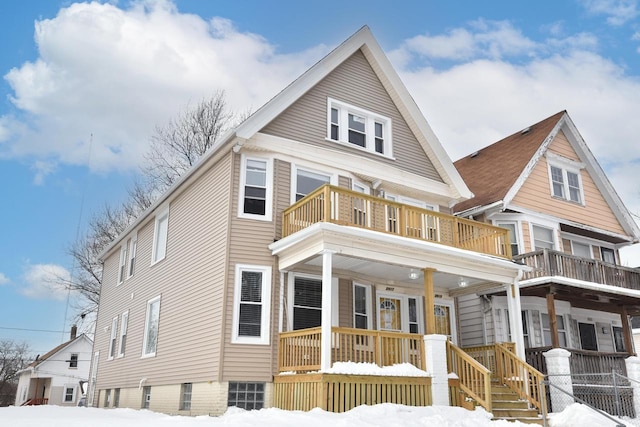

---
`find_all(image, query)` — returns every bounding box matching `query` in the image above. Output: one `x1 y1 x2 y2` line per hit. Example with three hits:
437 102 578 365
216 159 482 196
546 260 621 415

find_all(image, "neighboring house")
15 326 92 407
453 111 640 378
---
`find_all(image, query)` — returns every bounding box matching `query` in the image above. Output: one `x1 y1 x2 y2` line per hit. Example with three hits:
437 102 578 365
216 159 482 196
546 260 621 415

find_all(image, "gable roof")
453 111 640 241
28 334 92 369
100 26 471 260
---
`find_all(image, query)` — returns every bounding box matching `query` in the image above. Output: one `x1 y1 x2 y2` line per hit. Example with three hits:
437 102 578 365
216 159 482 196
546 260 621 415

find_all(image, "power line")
0 326 70 333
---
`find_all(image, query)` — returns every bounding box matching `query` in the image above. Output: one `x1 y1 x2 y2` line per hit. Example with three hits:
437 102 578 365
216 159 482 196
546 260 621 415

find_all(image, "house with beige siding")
453 111 640 388
91 27 549 420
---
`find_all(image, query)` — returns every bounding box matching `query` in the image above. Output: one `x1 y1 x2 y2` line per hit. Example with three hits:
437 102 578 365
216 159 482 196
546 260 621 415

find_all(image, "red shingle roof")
453 111 566 213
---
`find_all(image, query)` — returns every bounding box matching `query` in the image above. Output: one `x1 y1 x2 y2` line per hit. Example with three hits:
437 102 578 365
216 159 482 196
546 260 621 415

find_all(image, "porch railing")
461 342 516 381
283 185 511 259
494 343 545 412
447 341 492 412
515 248 640 289
525 346 629 376
278 326 426 373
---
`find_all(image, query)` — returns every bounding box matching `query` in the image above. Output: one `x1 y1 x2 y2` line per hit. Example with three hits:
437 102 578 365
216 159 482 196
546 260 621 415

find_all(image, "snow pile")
319 362 430 377
548 403 631 427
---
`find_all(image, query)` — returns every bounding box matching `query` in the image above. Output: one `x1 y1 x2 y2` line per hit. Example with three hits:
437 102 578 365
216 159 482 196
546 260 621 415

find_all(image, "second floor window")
239 156 273 221
118 311 128 357
108 317 118 359
533 225 555 250
142 296 161 357
69 353 78 368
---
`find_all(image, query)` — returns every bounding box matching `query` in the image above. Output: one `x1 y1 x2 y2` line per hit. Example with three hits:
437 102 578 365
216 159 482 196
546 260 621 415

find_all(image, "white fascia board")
454 200 505 218
249 133 455 198
520 275 640 299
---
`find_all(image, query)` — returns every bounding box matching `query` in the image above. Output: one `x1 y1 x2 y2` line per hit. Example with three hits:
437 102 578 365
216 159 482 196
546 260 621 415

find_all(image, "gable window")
69 353 78 368
497 222 520 256
152 207 169 264
118 311 128 357
327 98 392 156
293 167 332 202
108 317 118 360
142 296 161 357
127 234 137 278
117 245 127 285
353 283 371 329
548 157 584 204
532 225 555 250
239 156 273 221
232 265 272 345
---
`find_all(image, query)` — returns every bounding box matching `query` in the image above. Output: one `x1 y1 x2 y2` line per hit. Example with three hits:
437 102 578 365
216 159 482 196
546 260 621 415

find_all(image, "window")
232 265 272 344
239 156 273 221
88 352 99 407
64 386 75 403
114 388 120 408
327 98 392 156
104 389 111 407
108 317 118 359
142 386 151 409
579 322 598 351
292 167 332 202
497 222 520 256
521 311 531 348
353 284 371 329
118 245 127 284
533 225 555 250
548 162 583 204
613 326 626 352
602 247 616 264
69 353 78 368
228 382 265 410
142 296 161 357
409 298 421 334
127 234 137 278
180 383 192 410
118 311 128 357
541 313 567 347
152 207 169 264
571 241 592 258
288 273 338 331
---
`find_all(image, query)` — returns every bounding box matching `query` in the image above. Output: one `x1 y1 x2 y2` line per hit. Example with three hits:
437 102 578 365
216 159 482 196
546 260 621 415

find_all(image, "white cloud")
20 263 70 300
2 0 326 175
0 273 9 285
579 0 639 26
31 160 57 185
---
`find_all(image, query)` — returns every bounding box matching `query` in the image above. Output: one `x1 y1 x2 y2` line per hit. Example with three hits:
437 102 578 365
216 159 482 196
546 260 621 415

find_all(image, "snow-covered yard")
1 402 632 427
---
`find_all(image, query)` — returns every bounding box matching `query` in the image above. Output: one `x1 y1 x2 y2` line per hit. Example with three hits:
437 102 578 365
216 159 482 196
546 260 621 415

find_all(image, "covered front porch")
269 185 536 413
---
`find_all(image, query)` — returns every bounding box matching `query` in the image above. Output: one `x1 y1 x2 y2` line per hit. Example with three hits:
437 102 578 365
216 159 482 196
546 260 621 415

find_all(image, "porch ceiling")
270 222 527 292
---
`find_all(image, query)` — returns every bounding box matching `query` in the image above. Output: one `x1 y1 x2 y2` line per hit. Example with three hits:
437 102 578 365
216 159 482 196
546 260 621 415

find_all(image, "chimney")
70 325 77 340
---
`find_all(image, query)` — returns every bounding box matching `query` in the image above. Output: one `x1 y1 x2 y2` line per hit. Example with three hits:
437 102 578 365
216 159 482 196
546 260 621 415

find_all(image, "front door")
579 322 598 351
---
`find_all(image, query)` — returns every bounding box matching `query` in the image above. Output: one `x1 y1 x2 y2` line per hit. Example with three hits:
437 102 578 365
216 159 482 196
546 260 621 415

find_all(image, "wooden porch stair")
491 383 543 424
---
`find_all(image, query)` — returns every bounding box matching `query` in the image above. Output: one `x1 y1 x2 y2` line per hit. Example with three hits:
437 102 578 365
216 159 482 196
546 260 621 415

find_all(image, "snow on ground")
3 401 635 427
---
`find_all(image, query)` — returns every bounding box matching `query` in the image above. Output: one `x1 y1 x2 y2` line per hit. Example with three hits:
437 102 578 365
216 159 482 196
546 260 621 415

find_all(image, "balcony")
283 185 511 259
515 248 640 290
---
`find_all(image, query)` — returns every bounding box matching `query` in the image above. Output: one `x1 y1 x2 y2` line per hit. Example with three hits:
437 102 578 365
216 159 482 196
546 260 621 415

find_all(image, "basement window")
228 382 265 410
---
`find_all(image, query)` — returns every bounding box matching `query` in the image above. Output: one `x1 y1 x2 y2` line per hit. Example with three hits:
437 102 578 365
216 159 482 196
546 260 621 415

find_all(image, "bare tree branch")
0 340 31 406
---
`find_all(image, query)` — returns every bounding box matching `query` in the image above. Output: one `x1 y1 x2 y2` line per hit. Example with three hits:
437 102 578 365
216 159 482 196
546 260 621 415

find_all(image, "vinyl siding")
94 153 232 390
457 294 486 347
260 50 443 182
512 131 626 236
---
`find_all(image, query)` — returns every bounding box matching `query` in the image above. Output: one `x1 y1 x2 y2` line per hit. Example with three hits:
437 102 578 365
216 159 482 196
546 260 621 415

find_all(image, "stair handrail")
494 342 545 412
447 340 492 412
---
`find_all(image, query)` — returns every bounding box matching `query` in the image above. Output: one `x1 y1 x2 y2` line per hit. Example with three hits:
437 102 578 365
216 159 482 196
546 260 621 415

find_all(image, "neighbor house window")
327 98 392 156
105 389 111 407
114 388 120 408
353 283 371 329
142 296 161 357
228 382 265 410
180 383 192 410
118 311 128 357
601 247 616 264
127 234 137 278
292 166 332 202
232 265 272 345
118 245 127 284
532 225 555 250
151 207 169 264
541 313 567 347
548 160 584 204
108 316 118 360
64 386 75 403
239 156 273 221
497 222 520 256
69 353 78 368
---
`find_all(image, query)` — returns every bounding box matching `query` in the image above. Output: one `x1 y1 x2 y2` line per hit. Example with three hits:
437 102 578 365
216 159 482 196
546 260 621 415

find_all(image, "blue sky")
1 0 640 355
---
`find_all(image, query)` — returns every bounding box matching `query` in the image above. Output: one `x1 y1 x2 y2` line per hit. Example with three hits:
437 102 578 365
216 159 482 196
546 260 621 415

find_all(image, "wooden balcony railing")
278 326 426 373
525 346 629 377
515 248 640 289
447 341 492 411
283 185 512 259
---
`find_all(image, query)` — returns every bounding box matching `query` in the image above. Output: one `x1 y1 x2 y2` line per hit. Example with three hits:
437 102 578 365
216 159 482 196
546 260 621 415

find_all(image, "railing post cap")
542 348 571 358
423 334 447 342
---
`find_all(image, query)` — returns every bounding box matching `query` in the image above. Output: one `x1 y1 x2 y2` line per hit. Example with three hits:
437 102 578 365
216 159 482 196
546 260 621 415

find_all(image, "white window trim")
232 264 272 345
151 206 169 265
353 282 372 330
238 155 274 222
352 180 370 194
108 316 118 360
286 272 339 330
117 245 127 285
530 223 558 251
62 384 76 403
376 291 425 334
88 351 99 407
385 193 438 212
494 220 522 256
327 98 393 158
290 164 338 205
118 310 129 358
546 154 586 206
142 296 161 358
127 233 137 279
541 312 569 347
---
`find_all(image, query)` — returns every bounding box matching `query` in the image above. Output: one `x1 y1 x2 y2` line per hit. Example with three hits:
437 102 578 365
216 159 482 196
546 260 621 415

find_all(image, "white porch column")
506 281 526 359
320 250 335 371
424 334 449 406
544 348 573 413
625 356 640 417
